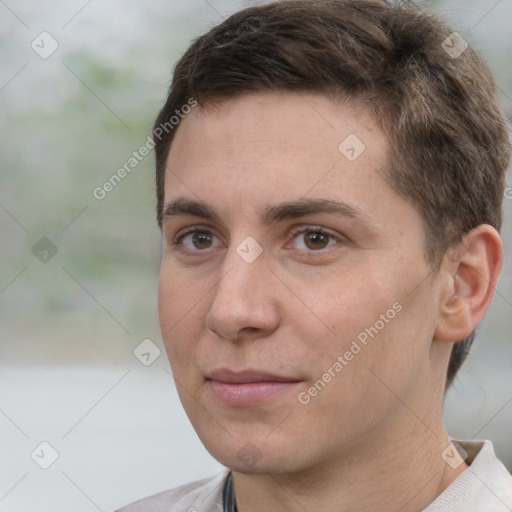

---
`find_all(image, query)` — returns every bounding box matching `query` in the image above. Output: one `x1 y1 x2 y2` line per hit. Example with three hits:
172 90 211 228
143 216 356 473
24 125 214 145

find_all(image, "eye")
173 228 222 251
290 227 340 251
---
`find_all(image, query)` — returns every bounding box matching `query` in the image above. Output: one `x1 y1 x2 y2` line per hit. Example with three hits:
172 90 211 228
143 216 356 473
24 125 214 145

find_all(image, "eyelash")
171 226 343 254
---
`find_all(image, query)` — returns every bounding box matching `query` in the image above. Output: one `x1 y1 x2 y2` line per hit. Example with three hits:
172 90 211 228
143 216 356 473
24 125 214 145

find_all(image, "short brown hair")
152 0 510 387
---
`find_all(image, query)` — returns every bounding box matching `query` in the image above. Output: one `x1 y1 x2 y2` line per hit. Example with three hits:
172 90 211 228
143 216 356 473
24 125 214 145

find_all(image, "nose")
205 246 280 342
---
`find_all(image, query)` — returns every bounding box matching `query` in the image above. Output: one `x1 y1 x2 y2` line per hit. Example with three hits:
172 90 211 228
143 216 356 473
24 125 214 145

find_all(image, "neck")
232 412 468 512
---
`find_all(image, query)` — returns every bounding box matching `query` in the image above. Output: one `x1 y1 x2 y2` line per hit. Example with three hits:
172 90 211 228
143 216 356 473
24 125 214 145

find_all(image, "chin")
199 431 308 475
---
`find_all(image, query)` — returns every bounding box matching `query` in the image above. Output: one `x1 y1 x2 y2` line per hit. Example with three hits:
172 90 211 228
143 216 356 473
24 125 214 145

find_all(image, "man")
118 0 512 510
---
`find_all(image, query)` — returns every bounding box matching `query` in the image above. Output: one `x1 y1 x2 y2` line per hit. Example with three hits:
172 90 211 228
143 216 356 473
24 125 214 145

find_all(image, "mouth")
205 368 302 407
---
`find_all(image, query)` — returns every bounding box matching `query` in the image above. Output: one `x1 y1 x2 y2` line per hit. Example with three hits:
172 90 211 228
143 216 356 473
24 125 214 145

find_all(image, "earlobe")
434 225 503 343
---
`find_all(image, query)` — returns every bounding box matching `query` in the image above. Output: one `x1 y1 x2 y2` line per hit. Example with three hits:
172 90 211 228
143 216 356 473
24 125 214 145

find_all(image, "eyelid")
289 224 339 235
288 225 345 244
173 223 217 240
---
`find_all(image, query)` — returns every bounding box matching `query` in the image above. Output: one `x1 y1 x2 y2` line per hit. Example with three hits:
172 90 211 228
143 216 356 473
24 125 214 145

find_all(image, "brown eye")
303 231 331 250
174 229 222 251
192 231 214 249
291 228 338 251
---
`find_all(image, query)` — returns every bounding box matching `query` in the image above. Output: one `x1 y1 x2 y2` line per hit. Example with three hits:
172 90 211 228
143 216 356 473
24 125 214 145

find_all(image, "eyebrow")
162 197 377 229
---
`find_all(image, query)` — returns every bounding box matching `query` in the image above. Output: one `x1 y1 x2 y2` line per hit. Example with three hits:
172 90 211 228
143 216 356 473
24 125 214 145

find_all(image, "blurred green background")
1 1 511 510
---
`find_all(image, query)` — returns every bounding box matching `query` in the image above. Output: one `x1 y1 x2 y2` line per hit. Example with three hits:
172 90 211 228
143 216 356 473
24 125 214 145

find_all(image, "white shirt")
115 440 512 511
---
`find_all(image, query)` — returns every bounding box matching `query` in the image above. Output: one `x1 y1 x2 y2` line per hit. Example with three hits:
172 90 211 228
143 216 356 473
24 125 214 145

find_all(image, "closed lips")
205 368 301 383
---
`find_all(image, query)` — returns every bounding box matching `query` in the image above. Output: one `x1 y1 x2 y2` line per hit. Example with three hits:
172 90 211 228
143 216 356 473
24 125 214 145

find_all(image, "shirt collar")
222 471 238 512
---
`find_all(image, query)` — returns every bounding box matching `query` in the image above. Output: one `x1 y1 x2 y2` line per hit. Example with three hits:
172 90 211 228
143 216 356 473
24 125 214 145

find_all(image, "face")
158 92 445 475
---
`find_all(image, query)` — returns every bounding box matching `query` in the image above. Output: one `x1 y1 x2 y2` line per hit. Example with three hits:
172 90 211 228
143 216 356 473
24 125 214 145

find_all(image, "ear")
434 225 503 342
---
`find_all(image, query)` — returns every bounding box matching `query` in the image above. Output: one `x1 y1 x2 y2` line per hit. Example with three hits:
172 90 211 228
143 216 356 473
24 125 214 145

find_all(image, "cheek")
303 265 422 398
158 266 206 369
317 270 398 350
292 280 413 440
315 267 435 403
158 262 204 326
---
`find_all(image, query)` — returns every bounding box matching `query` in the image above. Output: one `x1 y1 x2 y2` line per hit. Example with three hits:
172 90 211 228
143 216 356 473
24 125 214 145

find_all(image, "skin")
158 92 503 511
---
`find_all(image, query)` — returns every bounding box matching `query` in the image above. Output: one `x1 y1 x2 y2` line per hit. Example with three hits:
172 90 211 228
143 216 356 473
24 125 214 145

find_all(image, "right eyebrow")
162 198 222 224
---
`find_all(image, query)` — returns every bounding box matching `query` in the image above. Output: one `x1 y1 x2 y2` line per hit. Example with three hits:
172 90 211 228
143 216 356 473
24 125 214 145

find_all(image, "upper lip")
206 368 300 383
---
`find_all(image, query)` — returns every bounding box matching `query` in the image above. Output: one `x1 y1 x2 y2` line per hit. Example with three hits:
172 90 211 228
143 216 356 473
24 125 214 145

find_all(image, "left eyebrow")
260 198 376 227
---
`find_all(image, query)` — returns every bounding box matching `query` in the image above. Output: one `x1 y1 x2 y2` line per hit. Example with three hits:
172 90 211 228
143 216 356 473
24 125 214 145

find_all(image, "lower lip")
207 380 300 407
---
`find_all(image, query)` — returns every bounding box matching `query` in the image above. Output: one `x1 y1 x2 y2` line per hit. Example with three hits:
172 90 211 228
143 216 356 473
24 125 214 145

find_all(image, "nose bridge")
205 243 277 339
213 243 266 310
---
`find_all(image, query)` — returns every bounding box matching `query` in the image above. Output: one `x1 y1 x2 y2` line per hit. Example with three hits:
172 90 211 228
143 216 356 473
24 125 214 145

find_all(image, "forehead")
168 92 383 162
163 92 404 231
